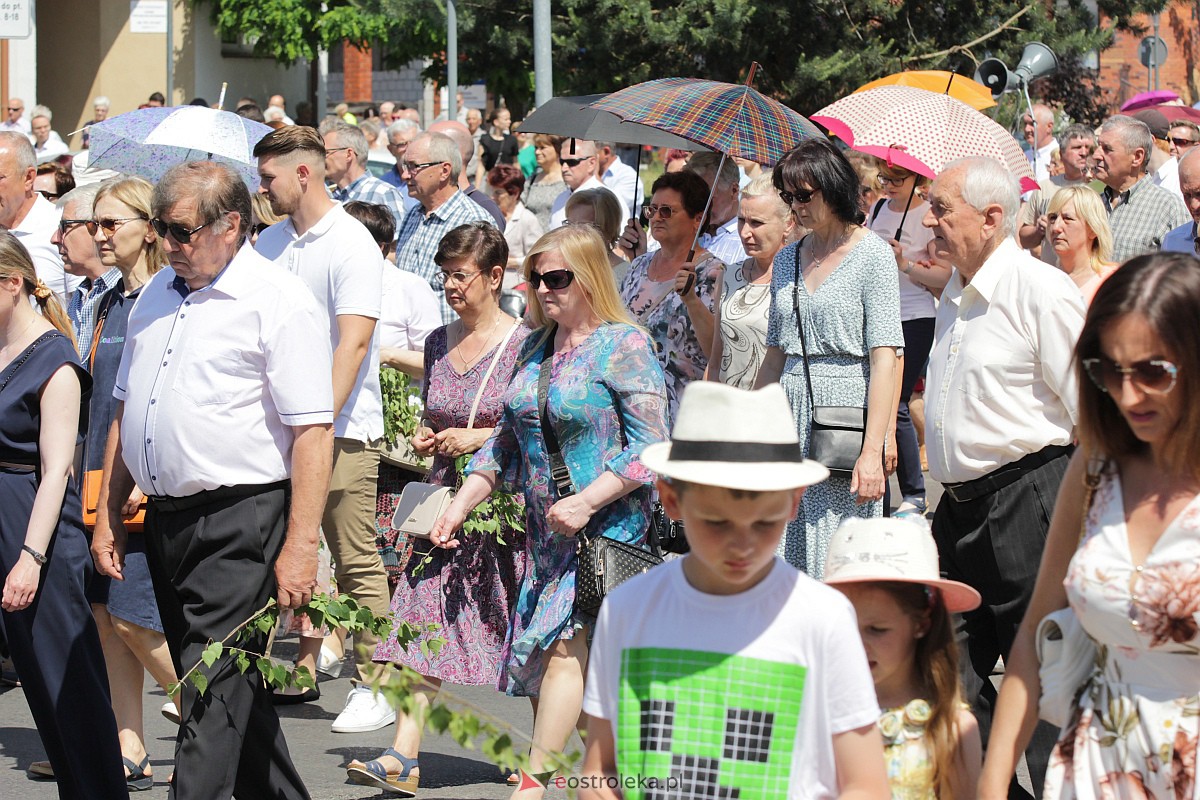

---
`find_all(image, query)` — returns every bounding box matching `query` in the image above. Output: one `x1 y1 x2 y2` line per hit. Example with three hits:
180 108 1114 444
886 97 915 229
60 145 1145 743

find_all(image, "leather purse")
793 243 866 478
536 326 663 612
83 470 146 533
391 320 520 540
1035 460 1103 729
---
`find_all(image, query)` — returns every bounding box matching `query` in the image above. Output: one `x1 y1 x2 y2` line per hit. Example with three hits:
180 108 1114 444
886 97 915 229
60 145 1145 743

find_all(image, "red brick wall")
342 42 373 104
1099 2 1198 108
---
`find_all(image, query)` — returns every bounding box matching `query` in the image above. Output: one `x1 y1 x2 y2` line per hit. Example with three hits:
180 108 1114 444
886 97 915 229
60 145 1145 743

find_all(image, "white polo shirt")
255 203 384 442
548 175 629 230
925 238 1084 484
380 263 442 351
9 194 80 304
114 244 334 498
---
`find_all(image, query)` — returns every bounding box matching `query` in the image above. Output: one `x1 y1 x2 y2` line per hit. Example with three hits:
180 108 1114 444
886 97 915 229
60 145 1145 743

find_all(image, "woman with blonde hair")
1045 185 1116 304
0 231 127 797
564 187 631 284
432 226 668 798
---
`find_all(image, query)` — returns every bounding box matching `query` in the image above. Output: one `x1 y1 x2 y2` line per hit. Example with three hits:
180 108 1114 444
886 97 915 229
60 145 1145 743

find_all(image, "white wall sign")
0 1 32 40
130 0 167 34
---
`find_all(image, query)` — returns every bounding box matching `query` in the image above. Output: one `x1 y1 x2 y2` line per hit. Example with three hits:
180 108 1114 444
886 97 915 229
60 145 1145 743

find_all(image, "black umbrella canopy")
520 94 711 151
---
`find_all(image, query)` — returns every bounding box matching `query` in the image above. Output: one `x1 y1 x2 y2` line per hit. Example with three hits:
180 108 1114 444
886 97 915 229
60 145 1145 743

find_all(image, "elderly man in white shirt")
595 140 643 215
253 125 396 735
548 138 628 230
922 156 1085 800
92 161 333 800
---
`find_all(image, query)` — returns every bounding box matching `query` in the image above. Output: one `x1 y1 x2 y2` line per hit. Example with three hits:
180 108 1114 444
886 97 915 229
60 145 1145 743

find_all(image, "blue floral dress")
469 323 669 696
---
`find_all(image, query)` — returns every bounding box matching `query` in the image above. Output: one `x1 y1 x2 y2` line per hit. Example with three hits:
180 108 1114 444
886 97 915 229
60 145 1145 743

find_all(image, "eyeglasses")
1082 357 1178 396
440 268 483 286
399 160 445 175
151 218 212 244
7 107 21 113
86 217 146 237
58 218 91 235
324 147 352 155
560 156 594 168
876 175 908 187
778 187 818 206
1170 136 1199 149
528 268 575 291
644 205 681 220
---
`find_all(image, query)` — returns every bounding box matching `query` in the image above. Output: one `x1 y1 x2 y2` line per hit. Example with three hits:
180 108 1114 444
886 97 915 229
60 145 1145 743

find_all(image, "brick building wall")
1098 1 1199 107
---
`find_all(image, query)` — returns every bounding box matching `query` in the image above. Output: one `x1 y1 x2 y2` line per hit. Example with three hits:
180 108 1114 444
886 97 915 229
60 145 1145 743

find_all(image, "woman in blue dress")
431 225 669 795
0 232 126 798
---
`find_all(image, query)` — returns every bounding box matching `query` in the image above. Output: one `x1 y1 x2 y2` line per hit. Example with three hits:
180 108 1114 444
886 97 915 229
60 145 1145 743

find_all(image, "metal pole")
533 0 552 107
165 0 174 104
447 0 458 120
1152 14 1161 91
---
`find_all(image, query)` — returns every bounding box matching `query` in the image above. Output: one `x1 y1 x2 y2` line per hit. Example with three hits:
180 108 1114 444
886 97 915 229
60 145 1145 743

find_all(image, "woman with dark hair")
755 137 902 577
619 170 723 419
348 221 530 796
981 252 1200 800
33 163 74 202
476 107 519 185
487 163 543 270
525 134 566 232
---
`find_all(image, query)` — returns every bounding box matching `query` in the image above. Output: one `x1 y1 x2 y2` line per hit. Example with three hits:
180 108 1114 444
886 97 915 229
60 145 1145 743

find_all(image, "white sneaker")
316 644 344 678
331 686 396 733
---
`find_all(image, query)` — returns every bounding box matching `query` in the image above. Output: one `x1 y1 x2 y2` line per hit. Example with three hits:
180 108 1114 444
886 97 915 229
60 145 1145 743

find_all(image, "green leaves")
380 368 423 452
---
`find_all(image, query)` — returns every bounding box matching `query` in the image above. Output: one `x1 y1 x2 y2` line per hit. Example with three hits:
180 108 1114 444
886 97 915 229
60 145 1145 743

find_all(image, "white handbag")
1035 460 1103 729
391 320 520 539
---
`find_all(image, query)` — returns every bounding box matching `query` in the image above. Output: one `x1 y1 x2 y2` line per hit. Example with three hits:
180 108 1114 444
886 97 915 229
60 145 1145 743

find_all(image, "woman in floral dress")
980 252 1200 800
620 170 722 421
435 225 669 796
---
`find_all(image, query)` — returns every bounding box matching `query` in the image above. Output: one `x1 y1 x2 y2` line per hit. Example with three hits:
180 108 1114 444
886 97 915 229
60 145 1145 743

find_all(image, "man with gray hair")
922 156 1084 798
1017 123 1096 266
394 131 495 323
685 152 747 265
51 184 119 357
322 122 407 238
1022 102 1057 183
92 160 333 800
0 131 77 302
1094 114 1188 261
429 118 506 229
380 118 420 195
1161 148 1200 255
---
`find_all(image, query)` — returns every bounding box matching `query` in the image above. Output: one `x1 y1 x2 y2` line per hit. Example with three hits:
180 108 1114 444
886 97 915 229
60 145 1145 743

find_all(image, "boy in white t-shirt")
580 383 889 800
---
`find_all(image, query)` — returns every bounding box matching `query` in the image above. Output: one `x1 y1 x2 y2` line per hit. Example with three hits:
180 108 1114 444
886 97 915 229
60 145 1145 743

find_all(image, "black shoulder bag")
537 326 663 615
793 241 867 478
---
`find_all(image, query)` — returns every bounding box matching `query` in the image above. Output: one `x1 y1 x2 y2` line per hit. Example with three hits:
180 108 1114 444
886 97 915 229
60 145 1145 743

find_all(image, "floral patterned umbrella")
812 85 1037 191
86 106 273 189
591 72 821 166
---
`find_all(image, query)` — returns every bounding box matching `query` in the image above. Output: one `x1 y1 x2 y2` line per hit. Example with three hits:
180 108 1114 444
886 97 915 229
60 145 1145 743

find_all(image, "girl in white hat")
825 517 983 799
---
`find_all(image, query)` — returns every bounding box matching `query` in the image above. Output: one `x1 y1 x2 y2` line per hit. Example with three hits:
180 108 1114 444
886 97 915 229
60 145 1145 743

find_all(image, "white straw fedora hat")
641 383 829 492
824 517 981 613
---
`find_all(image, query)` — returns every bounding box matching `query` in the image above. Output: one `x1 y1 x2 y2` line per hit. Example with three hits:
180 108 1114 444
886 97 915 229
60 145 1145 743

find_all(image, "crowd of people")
0 79 1197 800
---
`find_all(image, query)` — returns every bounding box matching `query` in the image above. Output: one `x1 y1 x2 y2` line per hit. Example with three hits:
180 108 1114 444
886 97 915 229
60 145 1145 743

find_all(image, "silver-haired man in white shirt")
922 156 1085 799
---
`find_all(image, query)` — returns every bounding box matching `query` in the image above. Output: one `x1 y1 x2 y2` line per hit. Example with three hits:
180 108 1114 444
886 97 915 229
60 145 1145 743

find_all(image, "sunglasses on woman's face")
1082 357 1178 396
778 187 818 206
528 268 575 291
85 217 145 237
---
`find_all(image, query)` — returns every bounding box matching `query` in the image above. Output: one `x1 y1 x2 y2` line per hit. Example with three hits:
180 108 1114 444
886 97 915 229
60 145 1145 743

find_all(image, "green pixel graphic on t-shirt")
617 647 806 800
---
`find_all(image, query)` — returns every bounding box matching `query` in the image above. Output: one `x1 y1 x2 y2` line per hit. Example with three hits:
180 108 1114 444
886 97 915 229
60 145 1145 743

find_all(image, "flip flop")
346 748 419 797
124 755 154 792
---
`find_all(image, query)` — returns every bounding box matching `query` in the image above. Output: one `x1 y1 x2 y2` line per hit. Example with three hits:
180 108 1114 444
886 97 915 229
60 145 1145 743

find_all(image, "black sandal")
123 755 153 792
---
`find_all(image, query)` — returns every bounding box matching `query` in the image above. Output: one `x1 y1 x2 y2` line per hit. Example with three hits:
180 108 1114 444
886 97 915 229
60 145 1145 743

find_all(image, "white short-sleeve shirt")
380 262 442 351
114 244 334 497
255 203 384 442
10 194 80 304
583 558 879 800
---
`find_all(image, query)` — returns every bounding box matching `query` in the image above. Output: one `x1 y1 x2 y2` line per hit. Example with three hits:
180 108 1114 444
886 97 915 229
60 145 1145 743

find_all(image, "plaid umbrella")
812 85 1037 190
855 70 996 111
591 76 821 165
87 105 273 190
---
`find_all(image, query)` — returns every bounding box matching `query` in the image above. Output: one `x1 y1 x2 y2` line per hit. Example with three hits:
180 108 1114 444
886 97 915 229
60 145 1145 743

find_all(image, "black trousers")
145 483 309 800
0 500 126 800
932 452 1069 800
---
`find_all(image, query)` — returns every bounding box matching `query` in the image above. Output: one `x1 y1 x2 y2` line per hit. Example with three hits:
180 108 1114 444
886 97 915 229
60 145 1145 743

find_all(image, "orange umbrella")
855 70 996 111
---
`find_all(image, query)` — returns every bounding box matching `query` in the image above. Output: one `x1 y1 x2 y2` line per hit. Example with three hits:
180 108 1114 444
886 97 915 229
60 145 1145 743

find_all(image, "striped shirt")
395 190 496 324
68 267 122 359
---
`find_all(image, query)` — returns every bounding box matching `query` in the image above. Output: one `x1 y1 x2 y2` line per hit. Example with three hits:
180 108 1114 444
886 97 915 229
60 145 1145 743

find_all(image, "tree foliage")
369 0 1161 118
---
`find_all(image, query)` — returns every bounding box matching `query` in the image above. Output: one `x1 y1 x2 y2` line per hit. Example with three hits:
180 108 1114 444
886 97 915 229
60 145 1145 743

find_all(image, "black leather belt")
147 480 289 513
942 444 1074 504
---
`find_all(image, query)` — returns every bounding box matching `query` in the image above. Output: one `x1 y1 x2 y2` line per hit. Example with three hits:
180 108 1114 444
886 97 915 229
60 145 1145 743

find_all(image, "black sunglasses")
252 222 272 236
561 156 594 168
778 187 818 206
1170 136 1198 149
58 218 91 235
528 268 575 291
151 218 211 243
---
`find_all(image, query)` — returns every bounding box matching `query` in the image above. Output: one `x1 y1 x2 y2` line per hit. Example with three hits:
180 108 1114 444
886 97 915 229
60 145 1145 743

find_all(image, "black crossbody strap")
537 325 577 504
792 240 817 414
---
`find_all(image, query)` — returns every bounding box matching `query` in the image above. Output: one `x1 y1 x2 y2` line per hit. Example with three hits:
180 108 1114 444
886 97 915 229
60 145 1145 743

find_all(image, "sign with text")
130 0 167 34
0 1 31 40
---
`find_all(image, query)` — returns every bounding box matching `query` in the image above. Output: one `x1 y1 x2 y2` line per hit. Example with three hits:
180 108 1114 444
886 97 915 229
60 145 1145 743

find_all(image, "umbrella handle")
687 151 728 264
895 183 917 243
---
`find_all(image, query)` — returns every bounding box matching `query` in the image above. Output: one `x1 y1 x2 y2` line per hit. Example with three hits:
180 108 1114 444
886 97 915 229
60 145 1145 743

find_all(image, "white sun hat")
823 517 982 613
641 382 829 492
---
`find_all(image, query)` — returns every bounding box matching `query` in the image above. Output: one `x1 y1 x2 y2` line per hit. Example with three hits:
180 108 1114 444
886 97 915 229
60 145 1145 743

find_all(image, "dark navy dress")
0 329 125 798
